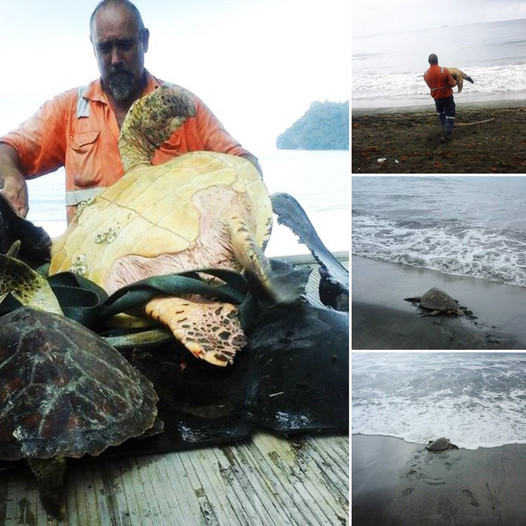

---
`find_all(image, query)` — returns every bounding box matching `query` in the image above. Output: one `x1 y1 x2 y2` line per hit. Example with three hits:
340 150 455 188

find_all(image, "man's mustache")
109 65 133 77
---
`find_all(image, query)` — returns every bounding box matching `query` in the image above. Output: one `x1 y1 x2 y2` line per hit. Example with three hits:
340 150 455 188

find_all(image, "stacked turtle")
0 246 160 518
49 84 288 367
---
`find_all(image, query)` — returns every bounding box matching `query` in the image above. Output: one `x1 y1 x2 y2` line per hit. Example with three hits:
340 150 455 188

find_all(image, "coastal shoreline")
352 96 526 116
351 255 526 350
352 434 526 526
351 104 526 173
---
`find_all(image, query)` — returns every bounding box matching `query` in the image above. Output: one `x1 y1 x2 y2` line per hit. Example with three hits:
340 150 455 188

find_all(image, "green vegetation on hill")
277 101 349 150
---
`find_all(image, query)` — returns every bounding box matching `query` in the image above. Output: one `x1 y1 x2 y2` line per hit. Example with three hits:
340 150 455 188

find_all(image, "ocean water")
352 352 526 450
352 176 526 287
25 149 350 257
352 18 526 109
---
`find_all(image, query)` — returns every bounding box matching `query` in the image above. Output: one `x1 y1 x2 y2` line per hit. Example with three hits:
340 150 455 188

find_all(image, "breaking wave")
352 209 526 287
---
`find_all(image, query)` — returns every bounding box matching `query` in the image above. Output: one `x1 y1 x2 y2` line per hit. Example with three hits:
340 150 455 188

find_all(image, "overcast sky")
353 0 526 37
0 0 350 152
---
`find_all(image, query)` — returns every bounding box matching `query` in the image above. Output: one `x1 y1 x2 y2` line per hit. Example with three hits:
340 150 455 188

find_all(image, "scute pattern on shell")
420 288 459 313
50 152 273 294
0 307 158 460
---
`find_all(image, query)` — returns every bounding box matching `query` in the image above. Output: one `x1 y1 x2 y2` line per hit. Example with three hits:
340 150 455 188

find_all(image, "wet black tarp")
112 300 349 456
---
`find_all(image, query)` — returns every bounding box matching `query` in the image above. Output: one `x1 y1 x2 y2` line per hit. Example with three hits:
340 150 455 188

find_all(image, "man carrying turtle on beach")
0 0 260 222
424 53 457 142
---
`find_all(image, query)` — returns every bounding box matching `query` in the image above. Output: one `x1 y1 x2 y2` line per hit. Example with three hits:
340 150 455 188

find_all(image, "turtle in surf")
426 437 459 451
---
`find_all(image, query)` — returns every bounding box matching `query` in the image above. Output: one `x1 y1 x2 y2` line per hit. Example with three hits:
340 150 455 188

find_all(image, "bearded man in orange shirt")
0 0 260 221
424 53 457 142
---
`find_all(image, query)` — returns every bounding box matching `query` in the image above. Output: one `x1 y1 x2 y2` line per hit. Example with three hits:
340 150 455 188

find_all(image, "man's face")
90 5 149 102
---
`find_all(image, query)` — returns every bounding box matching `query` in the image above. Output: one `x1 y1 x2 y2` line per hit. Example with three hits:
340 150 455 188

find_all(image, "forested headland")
277 101 349 150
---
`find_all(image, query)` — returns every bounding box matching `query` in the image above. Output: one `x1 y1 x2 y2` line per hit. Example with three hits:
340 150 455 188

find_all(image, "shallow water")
352 352 526 450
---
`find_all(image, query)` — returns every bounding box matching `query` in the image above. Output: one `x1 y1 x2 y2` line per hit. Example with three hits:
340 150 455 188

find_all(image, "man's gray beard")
107 72 135 101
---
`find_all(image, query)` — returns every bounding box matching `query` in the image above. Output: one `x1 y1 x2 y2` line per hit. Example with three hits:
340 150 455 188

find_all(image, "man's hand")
0 143 29 216
1 172 29 217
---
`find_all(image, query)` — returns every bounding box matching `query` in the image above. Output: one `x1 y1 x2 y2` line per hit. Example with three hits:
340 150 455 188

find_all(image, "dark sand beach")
352 434 526 526
352 104 526 173
351 256 526 349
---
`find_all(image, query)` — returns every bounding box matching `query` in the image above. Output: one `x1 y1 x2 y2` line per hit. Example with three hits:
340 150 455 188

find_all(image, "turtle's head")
119 83 196 172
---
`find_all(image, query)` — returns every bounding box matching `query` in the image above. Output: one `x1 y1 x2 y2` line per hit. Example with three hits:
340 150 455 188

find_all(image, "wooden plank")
0 434 348 525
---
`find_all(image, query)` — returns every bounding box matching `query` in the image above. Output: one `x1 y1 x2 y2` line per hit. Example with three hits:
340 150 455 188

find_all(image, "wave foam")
352 63 526 107
352 210 526 287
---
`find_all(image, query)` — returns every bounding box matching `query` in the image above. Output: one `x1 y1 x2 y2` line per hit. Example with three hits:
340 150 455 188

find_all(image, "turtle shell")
49 151 273 294
420 288 460 313
426 437 458 451
0 307 158 461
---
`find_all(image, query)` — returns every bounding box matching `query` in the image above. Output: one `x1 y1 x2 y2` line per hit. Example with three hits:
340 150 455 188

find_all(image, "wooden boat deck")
1 432 348 525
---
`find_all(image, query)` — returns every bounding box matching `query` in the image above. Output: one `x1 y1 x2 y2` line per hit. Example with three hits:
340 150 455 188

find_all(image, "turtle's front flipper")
404 296 422 303
28 456 67 519
271 193 349 310
0 252 63 315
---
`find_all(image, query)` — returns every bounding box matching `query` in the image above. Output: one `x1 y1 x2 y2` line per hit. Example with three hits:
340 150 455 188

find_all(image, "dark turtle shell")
420 288 460 314
426 437 459 451
0 307 159 460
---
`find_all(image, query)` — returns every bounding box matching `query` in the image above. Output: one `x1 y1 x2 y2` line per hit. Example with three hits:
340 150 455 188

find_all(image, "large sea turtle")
404 287 462 315
447 67 474 93
49 84 286 367
426 437 459 451
0 249 160 518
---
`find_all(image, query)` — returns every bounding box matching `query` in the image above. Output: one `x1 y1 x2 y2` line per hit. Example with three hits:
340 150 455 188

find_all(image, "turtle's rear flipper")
28 456 67 519
271 192 348 310
145 295 246 366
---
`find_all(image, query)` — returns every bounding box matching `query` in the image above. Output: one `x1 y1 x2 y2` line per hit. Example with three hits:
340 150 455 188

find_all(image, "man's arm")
0 143 29 216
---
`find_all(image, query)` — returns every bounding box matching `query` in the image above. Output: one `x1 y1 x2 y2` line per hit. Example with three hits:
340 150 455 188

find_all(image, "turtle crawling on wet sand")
426 437 459 451
0 248 161 518
404 287 462 316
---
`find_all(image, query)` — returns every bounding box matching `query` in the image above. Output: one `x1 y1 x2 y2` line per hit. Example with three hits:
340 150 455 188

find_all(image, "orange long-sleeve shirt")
424 65 456 99
0 71 253 219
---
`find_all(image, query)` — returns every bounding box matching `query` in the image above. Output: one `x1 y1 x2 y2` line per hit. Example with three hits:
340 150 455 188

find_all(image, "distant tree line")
276 101 349 150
